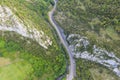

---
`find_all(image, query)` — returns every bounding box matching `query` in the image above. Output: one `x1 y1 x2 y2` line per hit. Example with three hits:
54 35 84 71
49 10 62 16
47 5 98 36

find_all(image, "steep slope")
54 0 120 79
0 0 66 80
0 5 52 49
55 0 120 56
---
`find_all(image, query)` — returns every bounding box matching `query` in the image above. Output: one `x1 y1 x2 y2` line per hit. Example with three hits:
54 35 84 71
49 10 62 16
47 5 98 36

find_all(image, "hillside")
1 0 120 80
55 0 120 56
54 0 120 79
0 0 66 80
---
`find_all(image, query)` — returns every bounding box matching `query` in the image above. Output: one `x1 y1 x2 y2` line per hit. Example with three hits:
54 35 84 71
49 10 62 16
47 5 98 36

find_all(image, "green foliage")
0 0 54 37
75 59 94 80
0 61 33 80
55 0 120 56
55 0 120 79
74 59 120 80
56 0 120 33
0 0 66 79
0 29 66 80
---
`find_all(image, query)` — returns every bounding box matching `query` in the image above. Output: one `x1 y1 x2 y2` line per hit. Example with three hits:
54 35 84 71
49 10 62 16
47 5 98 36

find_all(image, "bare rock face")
0 5 52 49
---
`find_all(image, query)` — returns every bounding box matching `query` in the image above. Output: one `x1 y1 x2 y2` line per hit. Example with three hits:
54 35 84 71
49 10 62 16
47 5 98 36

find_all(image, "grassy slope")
0 0 53 36
0 61 33 80
0 0 66 80
55 0 120 56
75 59 120 80
55 0 120 79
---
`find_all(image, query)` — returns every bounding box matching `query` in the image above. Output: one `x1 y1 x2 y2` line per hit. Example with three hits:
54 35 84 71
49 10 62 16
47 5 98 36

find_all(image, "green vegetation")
0 31 66 80
55 0 120 56
55 0 120 79
0 0 66 79
75 59 120 80
0 60 33 80
90 68 118 80
0 0 55 38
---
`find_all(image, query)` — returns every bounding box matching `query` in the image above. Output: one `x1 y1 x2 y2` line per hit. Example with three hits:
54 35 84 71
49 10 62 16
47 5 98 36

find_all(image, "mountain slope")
0 0 66 80
55 0 120 56
54 0 120 79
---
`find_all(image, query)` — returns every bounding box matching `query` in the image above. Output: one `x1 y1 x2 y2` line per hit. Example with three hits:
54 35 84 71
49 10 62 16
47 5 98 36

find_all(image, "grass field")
0 58 33 80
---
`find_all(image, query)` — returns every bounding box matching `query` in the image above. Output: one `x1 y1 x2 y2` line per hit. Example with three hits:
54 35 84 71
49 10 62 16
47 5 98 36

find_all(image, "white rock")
0 5 52 49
